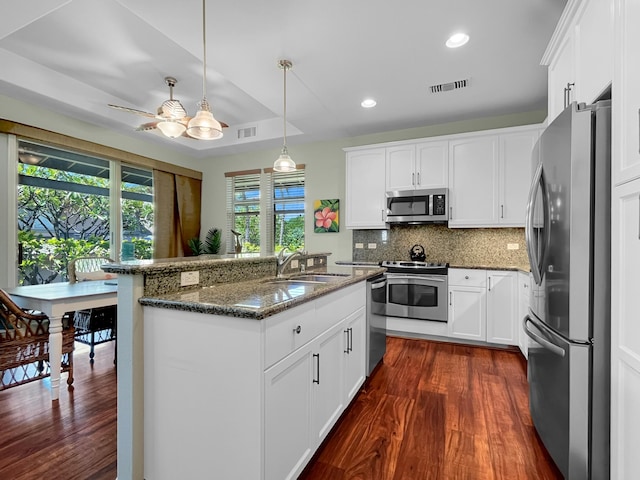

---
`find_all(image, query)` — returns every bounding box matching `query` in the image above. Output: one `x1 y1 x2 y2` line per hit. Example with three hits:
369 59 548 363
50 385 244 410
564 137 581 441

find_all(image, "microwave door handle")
428 195 433 216
525 162 544 285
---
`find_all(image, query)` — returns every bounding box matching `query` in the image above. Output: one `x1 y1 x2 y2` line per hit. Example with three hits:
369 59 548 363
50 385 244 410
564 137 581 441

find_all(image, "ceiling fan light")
157 119 187 138
187 101 223 140
273 146 296 172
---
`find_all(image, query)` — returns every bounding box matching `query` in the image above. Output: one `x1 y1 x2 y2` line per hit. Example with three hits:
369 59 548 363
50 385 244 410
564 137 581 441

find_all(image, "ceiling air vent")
237 126 257 139
429 79 469 94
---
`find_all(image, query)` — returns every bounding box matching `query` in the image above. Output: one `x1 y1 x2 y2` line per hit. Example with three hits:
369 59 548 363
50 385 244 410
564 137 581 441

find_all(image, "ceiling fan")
108 76 228 139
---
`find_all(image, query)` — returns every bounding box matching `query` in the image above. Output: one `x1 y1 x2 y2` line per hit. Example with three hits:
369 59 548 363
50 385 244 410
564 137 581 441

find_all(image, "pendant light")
157 77 187 138
187 0 223 140
273 59 296 172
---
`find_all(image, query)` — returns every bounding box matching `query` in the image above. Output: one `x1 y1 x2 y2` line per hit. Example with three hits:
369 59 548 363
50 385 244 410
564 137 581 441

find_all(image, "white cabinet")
448 268 519 346
343 307 366 403
517 272 531 358
448 136 499 227
499 130 540 226
142 281 367 480
264 283 367 480
449 128 539 228
543 0 614 122
448 269 487 341
386 145 416 191
345 148 386 229
611 178 640 478
386 141 449 191
486 271 518 345
613 0 640 185
611 2 640 476
264 344 314 480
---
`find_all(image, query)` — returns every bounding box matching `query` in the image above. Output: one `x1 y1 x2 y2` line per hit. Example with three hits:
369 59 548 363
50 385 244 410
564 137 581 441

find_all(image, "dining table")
4 281 118 401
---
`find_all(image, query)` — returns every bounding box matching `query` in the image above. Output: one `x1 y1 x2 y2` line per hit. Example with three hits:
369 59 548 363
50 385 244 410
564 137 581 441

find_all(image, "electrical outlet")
507 243 520 250
368 243 377 249
307 258 314 267
180 271 200 286
355 243 364 249
291 259 299 269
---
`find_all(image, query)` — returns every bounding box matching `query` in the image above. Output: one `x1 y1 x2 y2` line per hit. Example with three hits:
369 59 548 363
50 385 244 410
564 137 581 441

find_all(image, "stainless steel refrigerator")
524 100 611 479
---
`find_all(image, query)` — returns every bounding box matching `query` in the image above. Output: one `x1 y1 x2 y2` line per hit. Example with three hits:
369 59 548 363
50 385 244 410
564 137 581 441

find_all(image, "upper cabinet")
449 135 499 226
386 141 448 191
543 0 613 123
344 148 387 229
448 126 540 228
499 129 541 225
345 125 541 229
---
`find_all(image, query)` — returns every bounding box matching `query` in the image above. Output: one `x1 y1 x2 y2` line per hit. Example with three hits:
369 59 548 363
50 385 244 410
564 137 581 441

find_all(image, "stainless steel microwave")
385 188 449 224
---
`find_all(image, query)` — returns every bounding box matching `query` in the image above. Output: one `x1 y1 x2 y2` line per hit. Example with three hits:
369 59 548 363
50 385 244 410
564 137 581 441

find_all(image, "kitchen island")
103 253 383 480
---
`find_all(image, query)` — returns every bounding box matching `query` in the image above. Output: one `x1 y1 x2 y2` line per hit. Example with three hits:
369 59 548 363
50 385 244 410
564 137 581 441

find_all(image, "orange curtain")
153 170 202 259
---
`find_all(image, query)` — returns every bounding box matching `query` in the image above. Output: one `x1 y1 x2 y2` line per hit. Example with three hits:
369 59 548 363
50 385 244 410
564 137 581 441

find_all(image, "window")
17 140 153 285
226 167 305 254
227 171 261 252
271 169 305 252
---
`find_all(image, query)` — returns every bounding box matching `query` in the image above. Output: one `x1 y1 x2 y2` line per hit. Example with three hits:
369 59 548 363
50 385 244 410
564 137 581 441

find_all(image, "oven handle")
386 275 446 283
370 280 387 289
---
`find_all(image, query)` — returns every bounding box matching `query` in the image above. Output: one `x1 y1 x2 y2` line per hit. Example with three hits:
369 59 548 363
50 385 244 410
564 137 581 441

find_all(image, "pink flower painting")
313 199 339 233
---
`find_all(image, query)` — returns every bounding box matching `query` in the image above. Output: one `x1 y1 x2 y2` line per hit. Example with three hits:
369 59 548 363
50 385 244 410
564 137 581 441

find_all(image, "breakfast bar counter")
103 253 382 480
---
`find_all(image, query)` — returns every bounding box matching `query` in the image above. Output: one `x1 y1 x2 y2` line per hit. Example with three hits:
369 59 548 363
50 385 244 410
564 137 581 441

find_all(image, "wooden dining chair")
0 288 74 390
68 256 117 364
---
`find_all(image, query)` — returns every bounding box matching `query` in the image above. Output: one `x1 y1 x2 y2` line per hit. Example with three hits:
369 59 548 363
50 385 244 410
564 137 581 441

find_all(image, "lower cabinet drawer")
449 268 487 287
264 302 316 368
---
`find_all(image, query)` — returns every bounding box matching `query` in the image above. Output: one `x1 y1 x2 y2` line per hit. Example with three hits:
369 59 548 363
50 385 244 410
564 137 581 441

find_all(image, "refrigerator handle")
525 162 544 285
523 315 566 358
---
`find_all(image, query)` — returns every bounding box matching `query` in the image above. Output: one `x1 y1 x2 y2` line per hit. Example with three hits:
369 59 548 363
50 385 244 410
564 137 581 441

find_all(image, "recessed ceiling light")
361 98 377 108
446 32 469 48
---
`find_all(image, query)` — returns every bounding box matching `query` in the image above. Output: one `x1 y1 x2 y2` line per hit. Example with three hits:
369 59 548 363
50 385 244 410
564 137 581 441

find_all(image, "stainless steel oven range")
380 261 448 322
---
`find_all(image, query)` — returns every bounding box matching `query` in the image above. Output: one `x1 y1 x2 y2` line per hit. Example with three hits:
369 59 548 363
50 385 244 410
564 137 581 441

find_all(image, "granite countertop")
138 266 385 320
449 264 531 273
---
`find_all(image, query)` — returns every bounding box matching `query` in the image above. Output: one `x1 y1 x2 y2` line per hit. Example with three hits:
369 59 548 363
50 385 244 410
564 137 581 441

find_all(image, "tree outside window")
17 141 153 285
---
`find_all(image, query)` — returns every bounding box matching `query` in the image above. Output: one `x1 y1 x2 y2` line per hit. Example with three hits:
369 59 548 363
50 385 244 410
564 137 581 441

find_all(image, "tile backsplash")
353 225 529 268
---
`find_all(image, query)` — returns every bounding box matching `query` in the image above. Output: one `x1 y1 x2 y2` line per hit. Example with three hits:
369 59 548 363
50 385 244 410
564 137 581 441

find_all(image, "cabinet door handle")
449 291 452 306
417 172 420 186
501 204 504 219
449 206 453 220
412 172 415 185
293 325 301 334
344 329 350 354
313 353 320 384
564 82 575 108
348 327 353 352
488 276 492 291
381 209 385 222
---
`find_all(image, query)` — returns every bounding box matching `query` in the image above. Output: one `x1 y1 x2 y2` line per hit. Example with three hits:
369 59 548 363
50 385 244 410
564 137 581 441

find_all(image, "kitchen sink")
262 273 350 286
289 273 350 283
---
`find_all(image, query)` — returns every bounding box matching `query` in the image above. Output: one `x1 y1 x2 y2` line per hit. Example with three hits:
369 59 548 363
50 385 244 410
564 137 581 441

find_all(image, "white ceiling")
0 0 566 158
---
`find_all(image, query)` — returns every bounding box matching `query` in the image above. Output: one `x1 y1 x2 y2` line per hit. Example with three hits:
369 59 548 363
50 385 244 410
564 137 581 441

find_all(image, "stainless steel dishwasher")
367 273 387 375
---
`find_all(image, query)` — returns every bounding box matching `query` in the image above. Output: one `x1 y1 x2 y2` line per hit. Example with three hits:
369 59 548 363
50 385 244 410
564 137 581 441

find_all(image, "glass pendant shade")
157 119 187 138
273 146 296 172
187 100 223 140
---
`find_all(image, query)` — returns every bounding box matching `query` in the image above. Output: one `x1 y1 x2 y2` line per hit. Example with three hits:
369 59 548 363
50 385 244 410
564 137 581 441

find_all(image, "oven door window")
389 282 438 307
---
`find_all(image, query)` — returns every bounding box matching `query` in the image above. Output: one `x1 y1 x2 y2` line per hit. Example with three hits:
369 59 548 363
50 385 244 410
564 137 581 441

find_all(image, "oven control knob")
465 275 469 279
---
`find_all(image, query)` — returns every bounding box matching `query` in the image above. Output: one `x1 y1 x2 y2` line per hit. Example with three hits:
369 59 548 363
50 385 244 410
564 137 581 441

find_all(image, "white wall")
1 93 546 271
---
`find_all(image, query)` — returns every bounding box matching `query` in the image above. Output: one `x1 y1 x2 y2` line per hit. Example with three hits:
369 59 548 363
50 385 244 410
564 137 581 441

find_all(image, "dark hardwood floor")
0 337 561 479
0 342 117 480
300 336 563 480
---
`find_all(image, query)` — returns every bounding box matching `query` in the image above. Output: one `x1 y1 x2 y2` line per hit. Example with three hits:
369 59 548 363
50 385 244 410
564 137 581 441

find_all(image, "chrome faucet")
276 248 306 277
